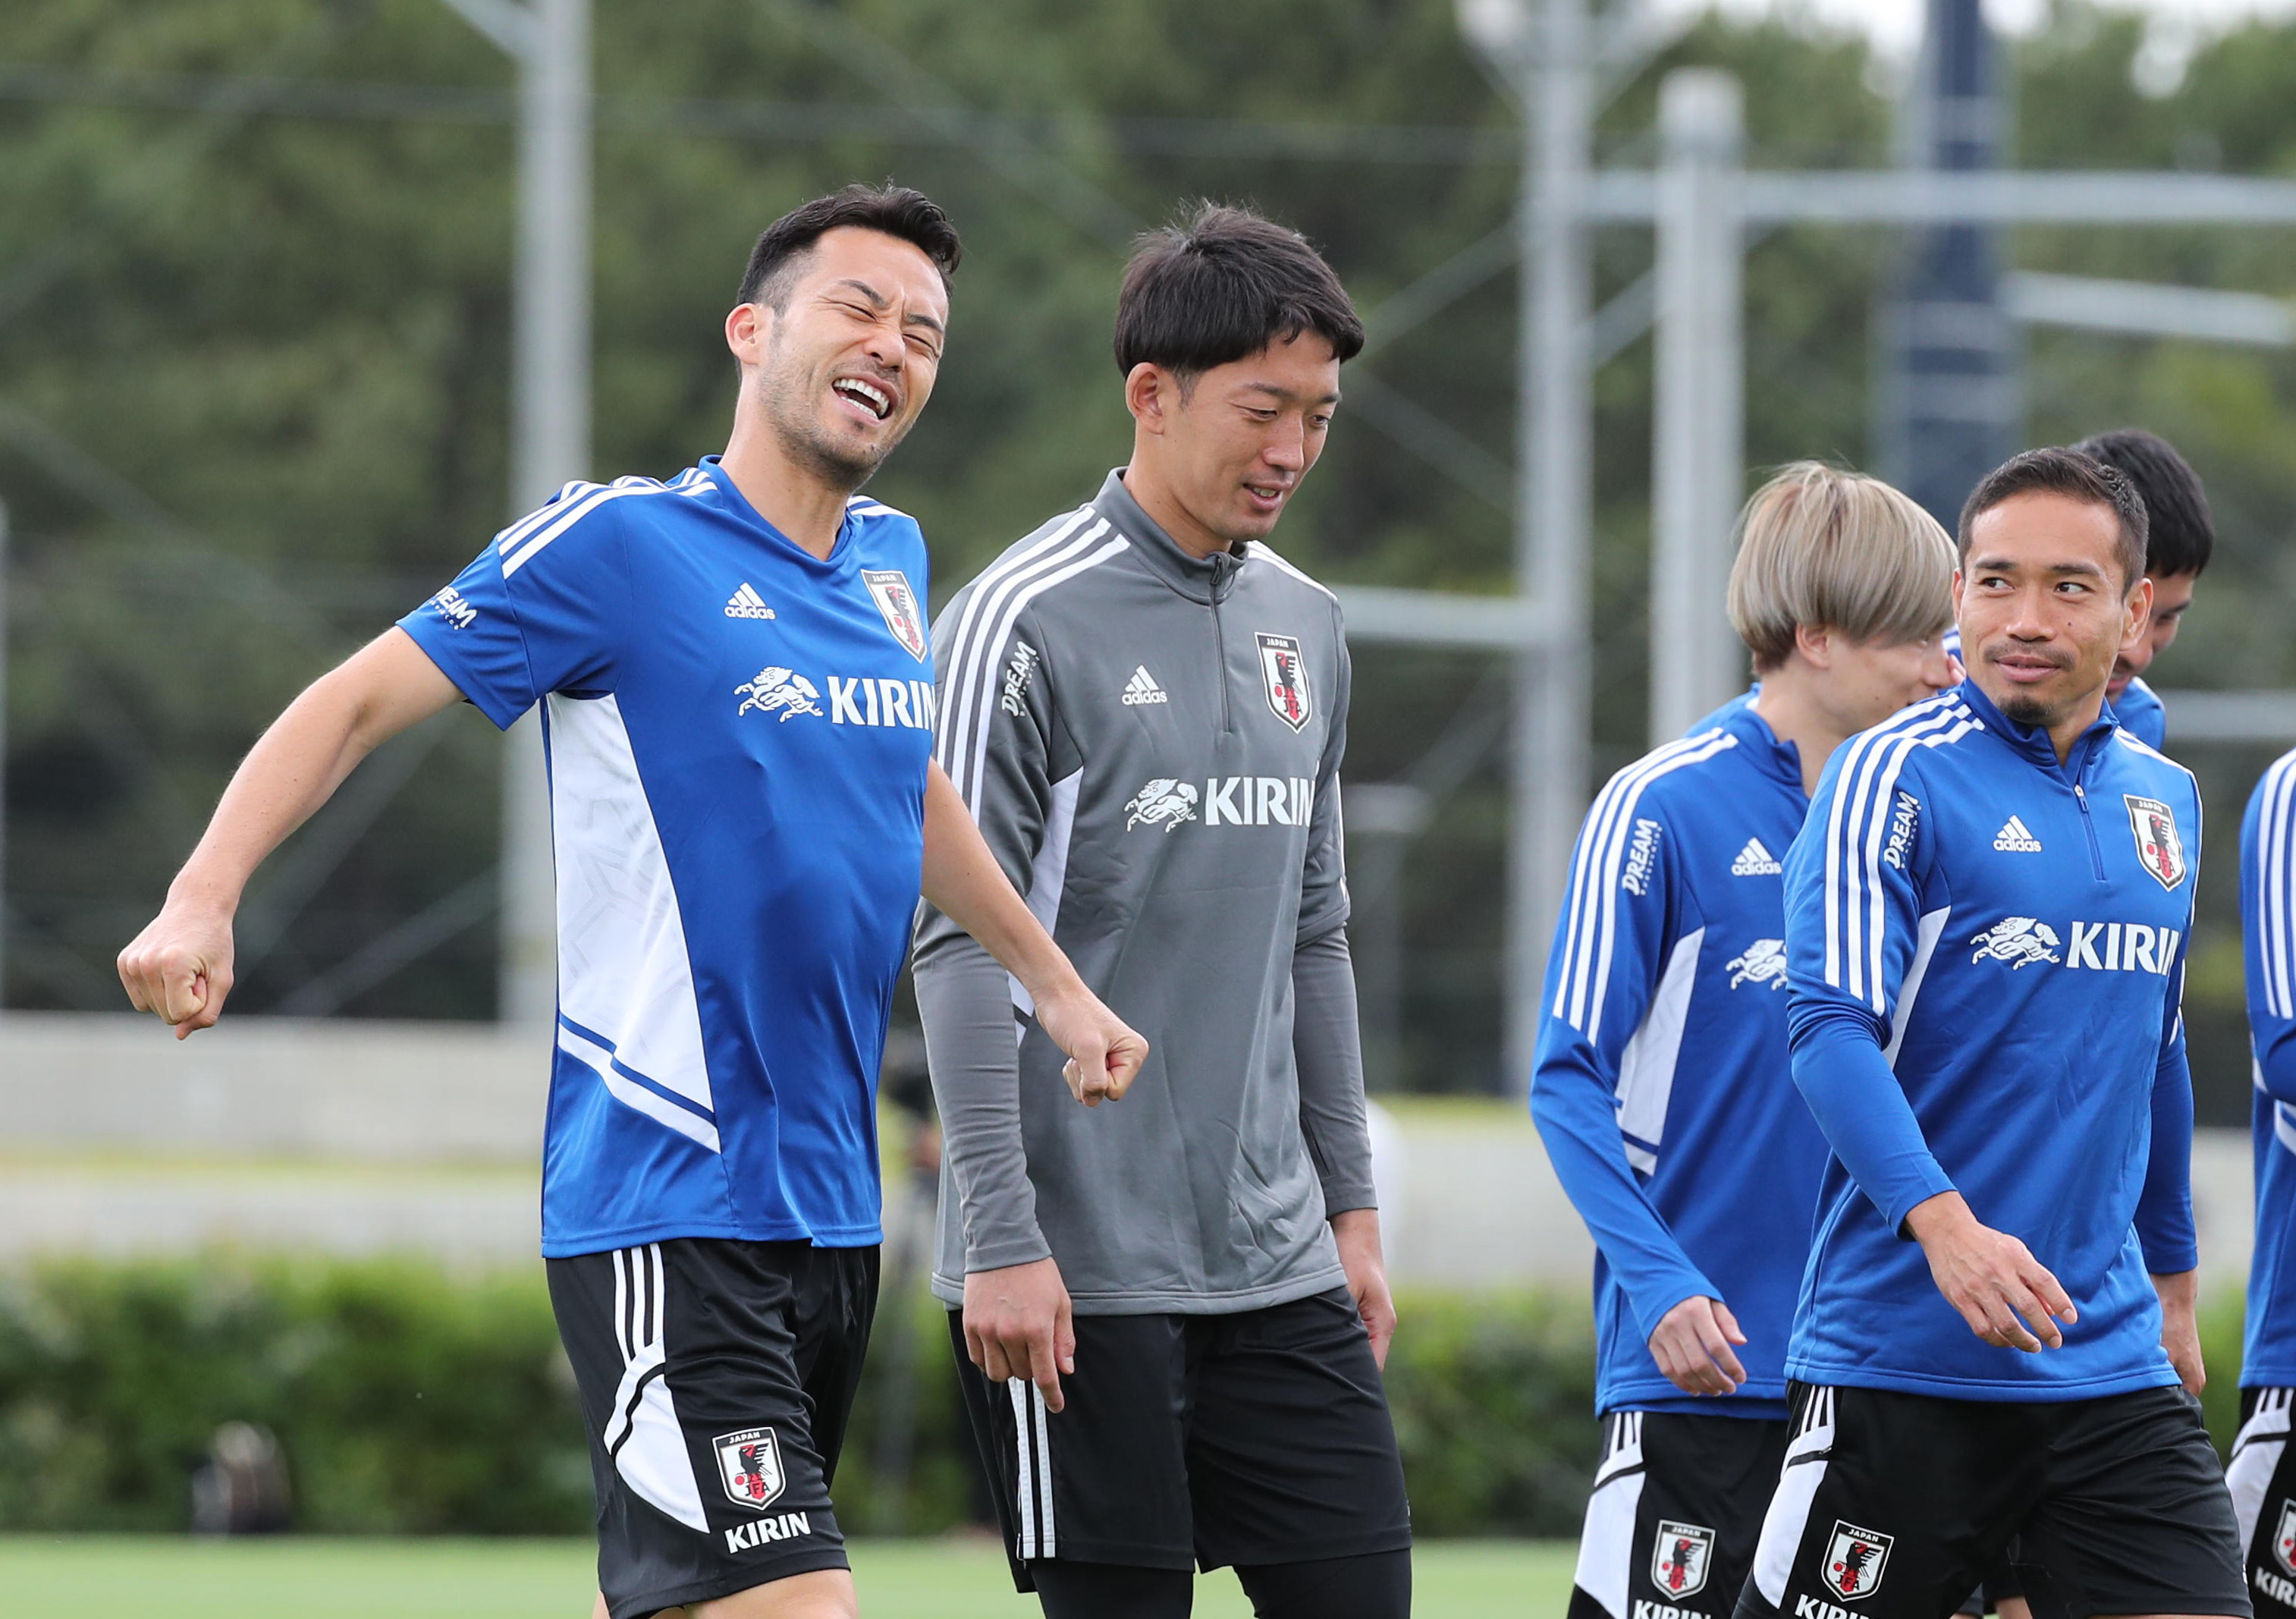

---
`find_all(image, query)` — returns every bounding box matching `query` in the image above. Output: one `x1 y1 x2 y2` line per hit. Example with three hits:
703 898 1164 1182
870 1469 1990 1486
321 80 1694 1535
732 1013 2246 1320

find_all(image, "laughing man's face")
740 226 948 491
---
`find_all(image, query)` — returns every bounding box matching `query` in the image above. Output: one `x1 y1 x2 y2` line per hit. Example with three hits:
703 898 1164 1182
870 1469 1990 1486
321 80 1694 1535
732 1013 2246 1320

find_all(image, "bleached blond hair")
1727 462 1956 673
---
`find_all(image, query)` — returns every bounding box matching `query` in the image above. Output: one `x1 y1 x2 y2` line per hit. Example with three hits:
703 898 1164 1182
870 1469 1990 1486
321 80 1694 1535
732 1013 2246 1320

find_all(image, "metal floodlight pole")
443 0 590 1028
500 0 589 1030
1650 69 1745 743
1505 0 1594 1096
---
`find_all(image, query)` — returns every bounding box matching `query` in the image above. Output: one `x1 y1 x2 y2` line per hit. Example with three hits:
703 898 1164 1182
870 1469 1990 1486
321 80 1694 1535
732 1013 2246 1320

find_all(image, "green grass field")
0 1535 1573 1616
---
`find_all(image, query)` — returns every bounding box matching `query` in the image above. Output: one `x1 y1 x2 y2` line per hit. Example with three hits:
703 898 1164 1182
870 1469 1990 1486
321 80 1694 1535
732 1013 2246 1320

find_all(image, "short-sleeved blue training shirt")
399 458 936 1257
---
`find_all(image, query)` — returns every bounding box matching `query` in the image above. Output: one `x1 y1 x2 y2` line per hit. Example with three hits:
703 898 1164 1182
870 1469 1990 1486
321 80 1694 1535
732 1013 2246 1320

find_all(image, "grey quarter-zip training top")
912 468 1377 1315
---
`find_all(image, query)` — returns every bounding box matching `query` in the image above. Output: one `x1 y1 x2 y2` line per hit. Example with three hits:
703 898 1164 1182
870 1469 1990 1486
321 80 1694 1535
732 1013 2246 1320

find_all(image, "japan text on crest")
1821 1520 1892 1602
1651 1519 1714 1599
713 1426 786 1511
2124 794 2188 891
1255 633 1312 733
862 568 928 662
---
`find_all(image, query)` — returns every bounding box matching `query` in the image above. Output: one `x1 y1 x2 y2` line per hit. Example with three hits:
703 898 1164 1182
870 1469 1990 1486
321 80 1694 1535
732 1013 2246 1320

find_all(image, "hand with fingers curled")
963 1256 1076 1413
1906 1190 2078 1353
117 900 237 1040
1030 982 1148 1108
1648 1294 1749 1396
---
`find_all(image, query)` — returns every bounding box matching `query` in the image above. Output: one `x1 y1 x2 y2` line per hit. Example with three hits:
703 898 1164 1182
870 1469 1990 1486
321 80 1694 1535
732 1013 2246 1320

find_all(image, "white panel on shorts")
601 1244 708 1533
546 693 718 1136
1575 1411 1649 1619
1008 1379 1056 1559
2230 1388 2294 1552
1754 1386 1836 1606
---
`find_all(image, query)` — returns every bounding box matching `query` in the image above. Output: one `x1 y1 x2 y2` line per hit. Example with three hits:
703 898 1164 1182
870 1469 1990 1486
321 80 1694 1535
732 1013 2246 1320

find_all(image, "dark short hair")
1113 203 1364 382
1957 447 2149 589
736 183 961 309
2071 428 2213 578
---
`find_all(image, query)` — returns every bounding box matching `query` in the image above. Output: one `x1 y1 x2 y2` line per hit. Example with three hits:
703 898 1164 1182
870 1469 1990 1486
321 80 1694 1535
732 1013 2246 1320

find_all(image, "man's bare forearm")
120 630 463 1033
170 630 461 913
919 762 1083 1005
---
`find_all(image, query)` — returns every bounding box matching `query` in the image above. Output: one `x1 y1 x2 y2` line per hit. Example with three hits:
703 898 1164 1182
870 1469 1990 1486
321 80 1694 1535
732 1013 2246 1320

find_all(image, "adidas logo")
725 582 777 620
1730 838 1782 876
1993 815 2043 853
1120 665 1169 706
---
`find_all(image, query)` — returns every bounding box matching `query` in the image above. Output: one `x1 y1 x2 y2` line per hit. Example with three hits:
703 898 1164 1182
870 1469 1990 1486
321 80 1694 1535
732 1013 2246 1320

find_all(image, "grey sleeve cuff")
1292 929 1378 1216
912 919 1051 1271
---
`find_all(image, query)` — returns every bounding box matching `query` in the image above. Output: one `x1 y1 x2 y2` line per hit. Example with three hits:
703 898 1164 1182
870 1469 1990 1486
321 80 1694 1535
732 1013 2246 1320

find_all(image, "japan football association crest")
1822 1520 1892 1601
862 568 928 662
1255 632 1312 733
714 1426 787 1511
2276 1500 2296 1577
2124 794 2188 891
1651 1520 1714 1599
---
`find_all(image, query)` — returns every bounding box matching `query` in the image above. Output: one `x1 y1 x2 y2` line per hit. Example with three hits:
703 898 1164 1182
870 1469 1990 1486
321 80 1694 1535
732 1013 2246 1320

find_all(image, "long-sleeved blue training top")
1782 678 2199 1401
2243 749 2296 1388
1531 701 1829 1419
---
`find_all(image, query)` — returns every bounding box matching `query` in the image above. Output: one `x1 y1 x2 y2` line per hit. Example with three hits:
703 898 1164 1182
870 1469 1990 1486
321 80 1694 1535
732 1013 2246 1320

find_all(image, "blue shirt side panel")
1783 693 2193 1401
2244 751 2296 1385
1531 720 1823 1417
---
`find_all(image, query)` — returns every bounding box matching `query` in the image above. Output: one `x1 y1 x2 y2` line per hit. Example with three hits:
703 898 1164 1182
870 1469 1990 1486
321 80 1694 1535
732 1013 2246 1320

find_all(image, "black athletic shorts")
1736 1381 2247 1619
548 1238 878 1619
2229 1388 2296 1617
1566 1409 1788 1619
948 1285 1412 1587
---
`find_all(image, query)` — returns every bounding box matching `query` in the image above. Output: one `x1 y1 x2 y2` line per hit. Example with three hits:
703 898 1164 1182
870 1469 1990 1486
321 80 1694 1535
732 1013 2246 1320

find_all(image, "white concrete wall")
0 1014 2263 1291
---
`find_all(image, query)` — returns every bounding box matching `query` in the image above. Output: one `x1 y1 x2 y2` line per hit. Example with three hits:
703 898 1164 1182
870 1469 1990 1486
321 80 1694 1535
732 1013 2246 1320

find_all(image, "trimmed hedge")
0 1257 2253 1536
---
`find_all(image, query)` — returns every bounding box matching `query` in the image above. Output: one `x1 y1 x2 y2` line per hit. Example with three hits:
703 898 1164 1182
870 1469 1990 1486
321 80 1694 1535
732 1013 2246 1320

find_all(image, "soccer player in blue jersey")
1737 445 2246 1619
116 185 1146 1619
1958 428 2216 1619
2232 749 2296 1616
1536 464 1956 1619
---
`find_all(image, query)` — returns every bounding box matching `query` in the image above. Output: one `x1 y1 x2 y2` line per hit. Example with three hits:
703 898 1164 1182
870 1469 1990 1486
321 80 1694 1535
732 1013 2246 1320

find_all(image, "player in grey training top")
912 205 1410 1619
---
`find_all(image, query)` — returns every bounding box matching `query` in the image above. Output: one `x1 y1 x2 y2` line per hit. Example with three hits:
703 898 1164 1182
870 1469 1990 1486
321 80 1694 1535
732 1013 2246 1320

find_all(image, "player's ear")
726 302 770 366
1795 621 1833 671
1125 363 1171 434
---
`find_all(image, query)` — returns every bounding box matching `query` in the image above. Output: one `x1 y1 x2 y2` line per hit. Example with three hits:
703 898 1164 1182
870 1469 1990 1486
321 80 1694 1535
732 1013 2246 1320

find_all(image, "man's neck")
1965 675 2106 765
718 417 854 561
1120 454 1233 562
1748 666 1843 795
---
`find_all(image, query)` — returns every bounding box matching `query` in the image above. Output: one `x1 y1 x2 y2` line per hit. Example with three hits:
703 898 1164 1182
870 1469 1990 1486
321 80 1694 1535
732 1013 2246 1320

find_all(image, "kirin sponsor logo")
1727 939 1787 990
1125 778 1199 832
1123 776 1314 831
734 667 824 722
1968 916 2184 976
1970 917 2059 968
827 677 936 731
